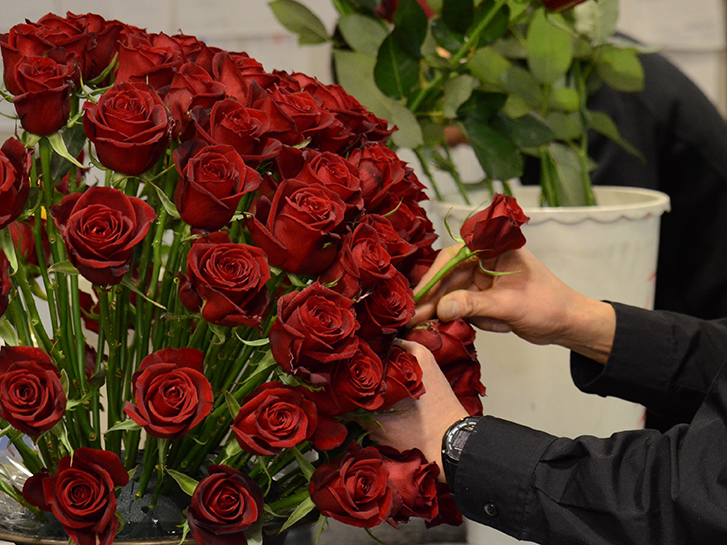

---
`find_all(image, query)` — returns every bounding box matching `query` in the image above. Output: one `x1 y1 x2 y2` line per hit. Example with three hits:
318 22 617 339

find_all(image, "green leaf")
502 94 531 118
469 0 510 45
466 46 511 86
47 260 80 275
431 18 465 53
120 277 167 310
442 0 474 36
146 180 181 219
245 520 264 545
45 133 84 168
49 422 73 454
574 0 619 44
392 0 428 58
0 317 18 346
388 104 423 149
549 87 580 112
442 75 478 119
50 124 86 181
0 229 17 273
225 391 242 418
490 113 554 148
105 419 142 434
545 111 582 140
280 496 316 532
586 110 642 157
269 0 330 45
501 65 543 106
333 50 393 120
462 119 522 181
374 33 420 99
457 90 508 122
596 45 645 92
527 9 573 85
547 142 590 206
60 369 70 396
292 446 316 481
339 14 388 56
167 469 199 496
239 337 270 348
222 438 243 462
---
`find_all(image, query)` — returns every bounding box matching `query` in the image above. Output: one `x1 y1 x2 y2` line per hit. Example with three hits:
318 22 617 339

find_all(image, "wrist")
560 295 615 365
441 415 481 488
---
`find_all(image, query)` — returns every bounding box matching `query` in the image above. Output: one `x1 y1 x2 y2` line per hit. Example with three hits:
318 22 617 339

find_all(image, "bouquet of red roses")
0 11 502 545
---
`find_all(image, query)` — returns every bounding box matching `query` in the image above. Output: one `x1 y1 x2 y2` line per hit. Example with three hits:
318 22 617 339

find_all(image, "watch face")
445 418 478 462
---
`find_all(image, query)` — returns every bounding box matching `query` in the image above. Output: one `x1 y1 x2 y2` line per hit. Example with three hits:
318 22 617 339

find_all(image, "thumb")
436 289 512 333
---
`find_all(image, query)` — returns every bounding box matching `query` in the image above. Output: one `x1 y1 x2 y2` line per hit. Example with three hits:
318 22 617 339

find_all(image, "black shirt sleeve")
454 303 727 544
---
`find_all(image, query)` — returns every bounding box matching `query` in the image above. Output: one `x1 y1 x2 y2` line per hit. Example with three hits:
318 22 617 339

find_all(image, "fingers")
436 289 498 323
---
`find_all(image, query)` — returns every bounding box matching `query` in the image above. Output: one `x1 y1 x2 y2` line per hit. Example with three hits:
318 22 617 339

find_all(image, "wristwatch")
441 416 480 488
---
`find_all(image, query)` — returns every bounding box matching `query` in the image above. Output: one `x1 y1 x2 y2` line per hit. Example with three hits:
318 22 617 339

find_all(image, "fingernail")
439 299 460 319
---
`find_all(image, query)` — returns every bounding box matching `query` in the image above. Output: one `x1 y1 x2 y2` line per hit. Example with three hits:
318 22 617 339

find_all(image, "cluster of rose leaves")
372 0 589 22
0 11 502 545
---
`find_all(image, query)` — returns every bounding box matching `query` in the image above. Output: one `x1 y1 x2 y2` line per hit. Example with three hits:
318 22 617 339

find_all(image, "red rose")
380 446 440 525
124 347 213 440
269 282 359 385
406 319 477 367
194 98 281 166
376 196 437 251
50 186 156 286
23 448 129 545
310 442 393 527
187 465 264 545
178 232 270 327
9 219 51 268
232 382 317 455
359 214 417 265
355 271 415 349
12 55 73 135
254 87 334 146
115 32 184 91
165 63 226 139
542 0 588 10
65 13 128 80
460 193 529 256
443 360 486 417
170 34 221 74
309 341 386 416
35 13 92 79
212 51 278 100
426 482 463 528
381 345 425 408
83 81 172 175
320 223 396 299
173 140 261 231
0 346 65 436
246 178 346 275
0 137 32 230
0 251 10 318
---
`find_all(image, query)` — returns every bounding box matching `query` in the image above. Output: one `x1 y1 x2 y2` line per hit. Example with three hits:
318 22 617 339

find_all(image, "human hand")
412 245 616 364
368 340 468 480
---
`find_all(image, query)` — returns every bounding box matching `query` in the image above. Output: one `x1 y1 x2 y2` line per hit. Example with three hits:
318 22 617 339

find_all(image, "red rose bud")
381 345 425 409
460 193 529 256
246 179 346 275
50 186 156 286
9 218 50 267
310 443 393 527
406 319 478 367
178 231 270 327
187 465 264 545
443 360 486 417
25 448 128 545
173 140 261 231
380 446 440 525
232 382 318 455
355 271 415 351
115 32 184 91
65 13 128 80
0 346 66 436
0 251 10 318
83 81 172 175
270 282 359 385
542 0 589 10
426 482 463 528
291 149 364 215
165 63 226 139
0 137 32 229
12 55 73 135
124 347 213 440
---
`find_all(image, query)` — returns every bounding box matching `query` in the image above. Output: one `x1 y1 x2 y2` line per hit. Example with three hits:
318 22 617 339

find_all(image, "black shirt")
454 302 727 544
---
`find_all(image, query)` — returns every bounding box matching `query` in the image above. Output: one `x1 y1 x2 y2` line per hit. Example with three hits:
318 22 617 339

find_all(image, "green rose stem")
6 428 43 474
12 267 53 354
98 288 122 455
30 181 59 338
135 435 158 498
267 489 310 513
413 245 477 303
7 296 31 346
413 148 444 203
153 225 189 350
574 61 596 206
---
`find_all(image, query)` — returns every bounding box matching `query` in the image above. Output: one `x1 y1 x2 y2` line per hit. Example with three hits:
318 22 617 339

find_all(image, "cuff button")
484 503 498 517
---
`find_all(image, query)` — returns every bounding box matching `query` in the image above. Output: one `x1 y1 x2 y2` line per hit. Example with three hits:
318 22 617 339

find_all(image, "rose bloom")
65 12 128 80
178 231 270 327
246 178 346 275
124 347 213 440
406 319 477 367
0 251 10 318
9 219 51 267
83 81 172 175
381 345 425 409
0 346 66 436
0 136 32 230
232 382 318 455
310 443 393 527
269 282 359 385
187 465 264 545
460 193 529 256
23 448 129 545
50 186 156 286
13 55 74 135
164 62 226 139
443 360 486 417
542 0 589 10
173 140 260 231
380 446 440 525
115 31 184 90
355 271 415 350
